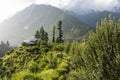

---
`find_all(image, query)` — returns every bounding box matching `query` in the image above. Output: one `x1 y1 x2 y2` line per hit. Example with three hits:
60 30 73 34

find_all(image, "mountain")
77 11 120 28
0 4 90 45
111 7 120 13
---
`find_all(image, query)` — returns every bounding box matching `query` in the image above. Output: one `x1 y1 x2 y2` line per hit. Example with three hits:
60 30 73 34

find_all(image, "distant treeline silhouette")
0 41 10 56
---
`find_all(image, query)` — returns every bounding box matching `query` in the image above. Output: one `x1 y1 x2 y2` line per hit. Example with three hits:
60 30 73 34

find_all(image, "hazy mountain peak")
0 4 89 45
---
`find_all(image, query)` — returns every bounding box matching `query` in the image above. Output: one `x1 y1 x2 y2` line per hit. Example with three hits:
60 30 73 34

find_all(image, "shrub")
40 69 59 80
28 62 39 73
53 44 65 51
40 41 48 48
41 48 49 53
23 75 39 80
57 62 69 74
58 75 65 80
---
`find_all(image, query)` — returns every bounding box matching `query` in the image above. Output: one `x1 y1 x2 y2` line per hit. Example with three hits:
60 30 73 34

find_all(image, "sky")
0 0 120 22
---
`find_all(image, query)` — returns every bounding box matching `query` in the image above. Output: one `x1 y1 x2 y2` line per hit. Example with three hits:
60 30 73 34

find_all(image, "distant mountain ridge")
0 4 90 45
76 11 120 27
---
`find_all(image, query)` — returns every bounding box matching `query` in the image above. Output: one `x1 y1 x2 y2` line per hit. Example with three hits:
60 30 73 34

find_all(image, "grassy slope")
0 40 95 80
0 39 120 80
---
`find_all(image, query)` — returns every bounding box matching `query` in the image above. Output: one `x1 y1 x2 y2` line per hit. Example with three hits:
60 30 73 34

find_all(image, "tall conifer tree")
52 26 55 43
35 30 40 40
56 20 63 43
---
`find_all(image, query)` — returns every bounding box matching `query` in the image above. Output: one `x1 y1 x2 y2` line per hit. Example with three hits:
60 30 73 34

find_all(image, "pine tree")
52 26 55 43
40 27 45 41
44 32 48 42
34 26 49 42
35 30 40 40
39 26 49 42
56 20 63 43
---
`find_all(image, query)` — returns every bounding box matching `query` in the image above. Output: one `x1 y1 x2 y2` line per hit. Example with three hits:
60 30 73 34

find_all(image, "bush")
57 62 69 74
40 41 48 48
41 48 49 53
53 44 65 51
23 75 35 80
40 69 59 80
58 75 65 80
28 62 39 73
12 71 43 80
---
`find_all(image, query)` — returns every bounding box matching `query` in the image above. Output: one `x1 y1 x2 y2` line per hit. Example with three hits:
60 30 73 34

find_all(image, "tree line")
35 20 64 43
0 41 10 56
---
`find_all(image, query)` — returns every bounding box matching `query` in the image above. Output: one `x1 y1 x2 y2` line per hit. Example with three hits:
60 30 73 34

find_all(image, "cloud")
0 0 35 22
35 0 120 12
35 0 73 8
0 0 120 22
85 0 119 10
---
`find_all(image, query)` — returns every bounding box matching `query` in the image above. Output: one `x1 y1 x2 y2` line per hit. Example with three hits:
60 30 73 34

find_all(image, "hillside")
65 10 120 28
0 15 120 80
77 11 120 27
0 4 89 45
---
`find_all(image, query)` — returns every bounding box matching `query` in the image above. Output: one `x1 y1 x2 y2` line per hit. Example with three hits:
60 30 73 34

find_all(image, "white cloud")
35 0 73 9
35 0 120 11
0 0 119 22
0 0 35 22
88 0 119 10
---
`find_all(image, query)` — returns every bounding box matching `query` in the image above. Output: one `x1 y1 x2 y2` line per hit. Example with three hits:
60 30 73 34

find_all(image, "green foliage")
11 71 42 80
40 69 59 80
23 75 38 80
0 15 120 80
53 44 65 51
28 61 39 73
86 15 120 79
57 61 69 74
58 75 65 80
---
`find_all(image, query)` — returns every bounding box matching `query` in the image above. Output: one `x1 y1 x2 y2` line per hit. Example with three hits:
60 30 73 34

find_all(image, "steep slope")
0 41 85 80
0 4 89 45
77 11 120 27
